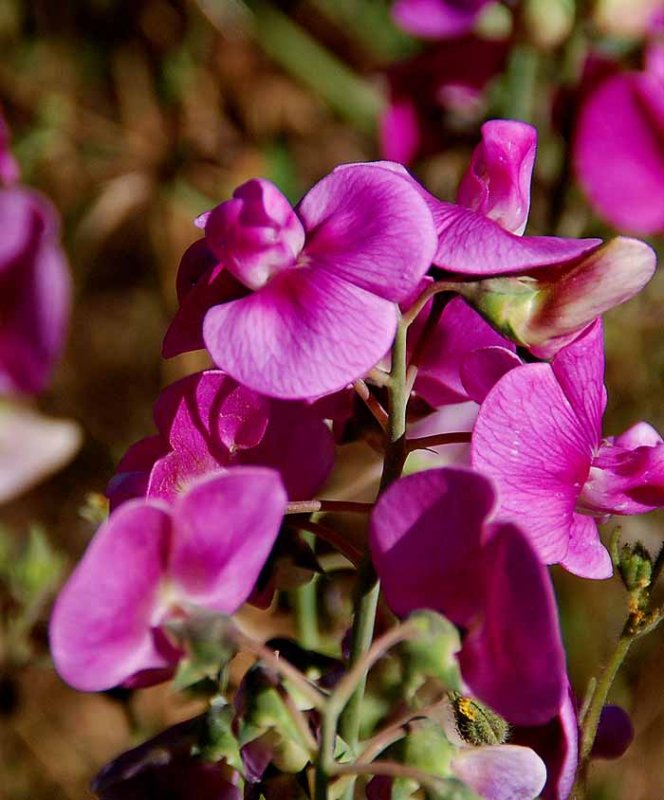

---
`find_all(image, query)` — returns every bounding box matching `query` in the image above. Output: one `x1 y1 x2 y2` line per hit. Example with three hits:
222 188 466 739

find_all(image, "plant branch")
286 499 373 515
354 380 388 431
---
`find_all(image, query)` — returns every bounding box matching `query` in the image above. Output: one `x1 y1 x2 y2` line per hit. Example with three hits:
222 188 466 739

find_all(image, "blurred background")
0 1 663 798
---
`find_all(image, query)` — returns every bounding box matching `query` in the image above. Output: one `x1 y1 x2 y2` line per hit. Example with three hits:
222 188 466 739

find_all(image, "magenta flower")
379 37 508 164
392 0 493 39
0 184 71 396
472 320 664 578
387 119 656 357
574 42 664 234
0 111 20 186
50 467 287 691
107 370 334 507
369 467 567 726
164 166 437 399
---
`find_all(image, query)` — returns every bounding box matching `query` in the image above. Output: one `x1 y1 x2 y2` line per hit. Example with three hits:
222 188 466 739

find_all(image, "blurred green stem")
503 43 539 122
294 532 319 650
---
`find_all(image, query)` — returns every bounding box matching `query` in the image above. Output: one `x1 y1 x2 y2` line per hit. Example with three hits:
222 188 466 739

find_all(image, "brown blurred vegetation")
0 1 663 798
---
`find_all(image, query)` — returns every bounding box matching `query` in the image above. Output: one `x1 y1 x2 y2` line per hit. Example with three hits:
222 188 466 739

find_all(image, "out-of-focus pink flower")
0 112 20 186
50 467 287 691
392 0 492 39
370 467 567 726
0 112 71 395
0 401 81 503
574 41 664 234
164 166 437 399
472 320 664 578
380 37 508 164
591 705 634 760
107 370 334 508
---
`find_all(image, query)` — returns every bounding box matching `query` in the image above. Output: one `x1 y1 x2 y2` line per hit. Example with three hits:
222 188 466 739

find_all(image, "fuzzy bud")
448 692 510 747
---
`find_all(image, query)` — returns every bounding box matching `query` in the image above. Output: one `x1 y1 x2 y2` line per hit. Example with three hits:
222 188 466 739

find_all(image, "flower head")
50 467 287 691
471 320 664 578
164 165 437 399
369 467 567 726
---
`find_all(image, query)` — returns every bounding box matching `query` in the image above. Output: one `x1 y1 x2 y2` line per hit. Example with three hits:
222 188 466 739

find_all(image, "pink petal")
460 522 567 725
471 363 592 564
559 513 612 579
0 404 80 503
550 319 606 442
241 399 335 500
297 164 437 303
612 420 664 449
457 120 537 235
430 201 602 275
414 296 515 406
379 96 422 165
369 467 496 626
169 468 287 611
204 179 305 291
203 267 398 399
574 71 664 234
50 502 173 691
451 745 547 800
582 442 664 515
392 0 489 38
460 346 522 404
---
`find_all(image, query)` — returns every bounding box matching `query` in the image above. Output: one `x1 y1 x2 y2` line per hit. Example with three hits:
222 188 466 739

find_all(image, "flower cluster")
49 119 659 800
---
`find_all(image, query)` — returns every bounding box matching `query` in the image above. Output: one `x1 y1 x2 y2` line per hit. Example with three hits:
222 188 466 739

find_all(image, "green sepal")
398 610 462 697
194 697 244 775
167 611 238 690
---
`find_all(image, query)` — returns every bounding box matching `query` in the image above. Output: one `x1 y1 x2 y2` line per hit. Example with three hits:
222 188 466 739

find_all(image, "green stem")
502 43 539 123
572 631 634 799
334 319 409 798
294 532 319 650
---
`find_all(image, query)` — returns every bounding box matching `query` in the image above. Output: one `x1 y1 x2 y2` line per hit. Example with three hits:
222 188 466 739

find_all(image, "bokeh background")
0 1 663 798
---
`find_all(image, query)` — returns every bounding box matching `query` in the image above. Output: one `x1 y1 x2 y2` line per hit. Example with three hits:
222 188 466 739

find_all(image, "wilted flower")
164 165 437 399
472 320 664 578
50 467 287 690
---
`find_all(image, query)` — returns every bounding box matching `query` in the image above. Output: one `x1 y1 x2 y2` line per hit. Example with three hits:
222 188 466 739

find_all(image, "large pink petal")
451 745 546 800
574 71 664 234
369 467 496 626
297 164 437 302
471 363 591 563
550 319 606 442
430 201 601 275
169 468 287 611
203 267 397 399
559 513 612 579
50 502 172 691
460 523 567 725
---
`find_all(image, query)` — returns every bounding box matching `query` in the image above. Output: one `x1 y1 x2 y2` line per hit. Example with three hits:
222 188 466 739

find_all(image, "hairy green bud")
448 692 510 747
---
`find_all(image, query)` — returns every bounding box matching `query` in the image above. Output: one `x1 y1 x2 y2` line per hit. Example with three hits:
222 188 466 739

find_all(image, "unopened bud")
618 541 652 594
448 691 510 747
399 610 462 696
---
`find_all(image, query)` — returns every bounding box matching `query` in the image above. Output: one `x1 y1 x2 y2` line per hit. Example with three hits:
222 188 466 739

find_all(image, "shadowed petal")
203 267 397 399
460 523 567 725
50 502 172 691
169 468 287 610
460 346 522 404
369 467 496 626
